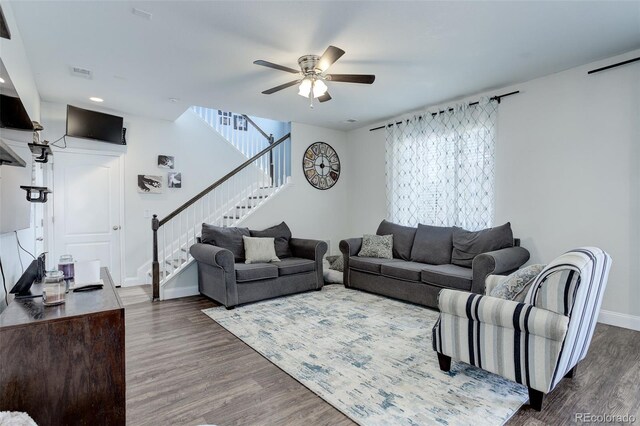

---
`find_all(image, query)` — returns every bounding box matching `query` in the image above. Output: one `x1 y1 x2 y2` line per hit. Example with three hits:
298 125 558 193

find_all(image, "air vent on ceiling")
70 66 93 79
132 8 153 20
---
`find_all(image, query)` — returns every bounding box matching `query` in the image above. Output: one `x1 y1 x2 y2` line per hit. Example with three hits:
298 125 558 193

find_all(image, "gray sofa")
191 222 327 309
340 220 530 309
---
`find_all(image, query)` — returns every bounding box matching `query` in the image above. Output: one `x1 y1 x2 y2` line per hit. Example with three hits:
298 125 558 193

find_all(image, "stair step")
224 215 241 220
249 195 269 200
236 205 252 209
165 258 187 268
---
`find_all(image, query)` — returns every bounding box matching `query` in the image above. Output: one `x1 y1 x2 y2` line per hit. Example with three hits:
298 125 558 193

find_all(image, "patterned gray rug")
202 285 528 426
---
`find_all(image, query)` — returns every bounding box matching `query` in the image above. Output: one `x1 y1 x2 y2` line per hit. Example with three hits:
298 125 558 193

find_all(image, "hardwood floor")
120 287 640 426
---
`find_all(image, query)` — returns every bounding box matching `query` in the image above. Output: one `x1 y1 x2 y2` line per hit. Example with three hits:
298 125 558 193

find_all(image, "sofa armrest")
289 238 328 260
190 243 235 272
471 246 530 294
339 238 362 256
437 289 569 341
290 238 327 290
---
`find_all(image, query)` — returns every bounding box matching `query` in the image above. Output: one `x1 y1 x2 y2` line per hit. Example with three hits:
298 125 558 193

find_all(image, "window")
385 99 498 230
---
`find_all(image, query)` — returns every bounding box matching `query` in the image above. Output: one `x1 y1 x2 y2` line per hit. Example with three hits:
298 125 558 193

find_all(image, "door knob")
113 225 121 230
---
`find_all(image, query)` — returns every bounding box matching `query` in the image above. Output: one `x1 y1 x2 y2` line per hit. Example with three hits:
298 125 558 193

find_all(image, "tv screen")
66 105 125 144
0 94 34 130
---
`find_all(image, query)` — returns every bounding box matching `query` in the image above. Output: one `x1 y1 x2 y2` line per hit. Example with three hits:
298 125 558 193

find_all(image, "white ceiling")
9 1 640 130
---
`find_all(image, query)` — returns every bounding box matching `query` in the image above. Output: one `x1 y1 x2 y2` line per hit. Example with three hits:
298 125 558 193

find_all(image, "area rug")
202 285 528 426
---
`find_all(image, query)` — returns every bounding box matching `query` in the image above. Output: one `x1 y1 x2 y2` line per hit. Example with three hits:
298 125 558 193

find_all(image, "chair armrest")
484 274 505 295
289 238 328 260
438 289 569 341
190 243 235 272
471 246 530 294
339 238 362 256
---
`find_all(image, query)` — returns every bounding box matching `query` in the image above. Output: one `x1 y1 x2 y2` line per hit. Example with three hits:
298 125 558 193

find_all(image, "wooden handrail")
158 132 290 226
242 114 271 141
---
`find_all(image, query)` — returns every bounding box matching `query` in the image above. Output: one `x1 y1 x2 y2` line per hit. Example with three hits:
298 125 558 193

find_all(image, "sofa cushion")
276 257 315 276
358 234 393 259
380 261 428 282
451 222 514 268
410 224 453 265
376 219 417 260
349 257 401 274
243 236 280 264
234 263 279 282
249 221 293 258
421 264 473 291
202 223 250 262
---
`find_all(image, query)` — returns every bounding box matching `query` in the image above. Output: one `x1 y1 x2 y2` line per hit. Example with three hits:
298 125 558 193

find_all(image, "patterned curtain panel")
385 98 498 230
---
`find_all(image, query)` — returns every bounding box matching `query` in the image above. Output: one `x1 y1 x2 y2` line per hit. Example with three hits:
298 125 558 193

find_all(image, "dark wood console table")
0 267 125 425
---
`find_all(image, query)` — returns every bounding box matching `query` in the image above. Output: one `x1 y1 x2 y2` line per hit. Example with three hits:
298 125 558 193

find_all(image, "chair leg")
225 305 236 310
565 365 577 379
528 388 544 411
437 353 451 372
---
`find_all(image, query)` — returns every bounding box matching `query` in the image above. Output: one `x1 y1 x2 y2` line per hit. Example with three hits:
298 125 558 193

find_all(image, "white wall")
346 49 640 327
242 122 349 255
40 103 255 284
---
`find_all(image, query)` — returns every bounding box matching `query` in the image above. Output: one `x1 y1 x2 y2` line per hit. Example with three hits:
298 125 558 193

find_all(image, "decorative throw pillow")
249 222 293 258
201 223 250 262
326 255 344 272
357 234 393 259
451 222 514 268
376 219 417 260
489 264 546 302
242 236 280 264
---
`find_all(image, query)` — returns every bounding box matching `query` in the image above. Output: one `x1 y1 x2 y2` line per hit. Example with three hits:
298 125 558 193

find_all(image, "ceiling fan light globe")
313 79 328 97
298 78 312 97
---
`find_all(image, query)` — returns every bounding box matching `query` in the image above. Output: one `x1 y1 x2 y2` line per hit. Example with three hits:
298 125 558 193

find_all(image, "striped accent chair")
432 247 611 411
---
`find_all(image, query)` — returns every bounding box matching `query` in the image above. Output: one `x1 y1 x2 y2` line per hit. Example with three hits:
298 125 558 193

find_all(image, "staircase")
148 108 291 300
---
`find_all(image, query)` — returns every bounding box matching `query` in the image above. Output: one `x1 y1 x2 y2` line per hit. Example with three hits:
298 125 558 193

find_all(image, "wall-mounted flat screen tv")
66 105 125 145
0 94 34 130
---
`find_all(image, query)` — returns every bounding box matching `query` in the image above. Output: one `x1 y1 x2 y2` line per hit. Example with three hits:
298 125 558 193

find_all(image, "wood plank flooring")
120 286 640 426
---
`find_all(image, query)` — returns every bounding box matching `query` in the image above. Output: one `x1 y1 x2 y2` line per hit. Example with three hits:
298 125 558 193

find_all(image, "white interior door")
53 151 123 285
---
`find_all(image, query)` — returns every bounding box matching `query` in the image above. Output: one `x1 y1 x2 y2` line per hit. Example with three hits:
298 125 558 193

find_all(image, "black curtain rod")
369 90 520 132
587 56 640 75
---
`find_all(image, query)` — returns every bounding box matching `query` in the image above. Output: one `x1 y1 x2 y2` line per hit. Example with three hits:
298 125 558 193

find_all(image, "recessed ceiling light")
90 97 104 103
169 98 179 103
132 8 153 20
0 77 4 84
344 119 358 123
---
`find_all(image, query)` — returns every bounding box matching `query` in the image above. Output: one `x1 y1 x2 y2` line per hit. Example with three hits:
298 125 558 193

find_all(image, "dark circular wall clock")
303 142 340 190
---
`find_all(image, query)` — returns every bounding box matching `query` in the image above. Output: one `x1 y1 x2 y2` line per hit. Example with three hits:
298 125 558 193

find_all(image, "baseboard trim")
162 285 199 300
123 277 148 287
598 309 640 331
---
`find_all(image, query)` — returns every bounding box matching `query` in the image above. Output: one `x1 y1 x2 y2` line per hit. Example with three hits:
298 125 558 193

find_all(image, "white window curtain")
385 98 498 230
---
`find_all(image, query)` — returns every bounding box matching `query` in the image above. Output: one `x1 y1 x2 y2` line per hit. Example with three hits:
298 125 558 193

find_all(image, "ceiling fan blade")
317 46 345 72
253 60 300 74
318 92 332 103
327 74 375 84
261 80 300 95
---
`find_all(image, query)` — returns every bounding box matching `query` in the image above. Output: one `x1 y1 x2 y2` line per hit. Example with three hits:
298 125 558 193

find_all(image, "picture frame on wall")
138 175 163 193
233 114 248 131
157 155 174 169
168 172 182 188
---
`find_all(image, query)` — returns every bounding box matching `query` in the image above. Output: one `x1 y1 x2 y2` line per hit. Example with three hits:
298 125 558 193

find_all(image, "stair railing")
151 132 291 300
191 107 278 176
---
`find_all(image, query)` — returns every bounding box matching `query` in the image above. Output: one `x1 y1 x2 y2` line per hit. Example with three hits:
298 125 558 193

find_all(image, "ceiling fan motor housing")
298 55 321 75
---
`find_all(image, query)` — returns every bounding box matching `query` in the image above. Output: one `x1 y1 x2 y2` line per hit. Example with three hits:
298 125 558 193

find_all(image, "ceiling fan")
253 45 375 107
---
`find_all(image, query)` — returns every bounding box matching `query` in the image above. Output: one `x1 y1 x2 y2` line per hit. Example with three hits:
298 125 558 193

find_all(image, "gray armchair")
191 236 327 309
